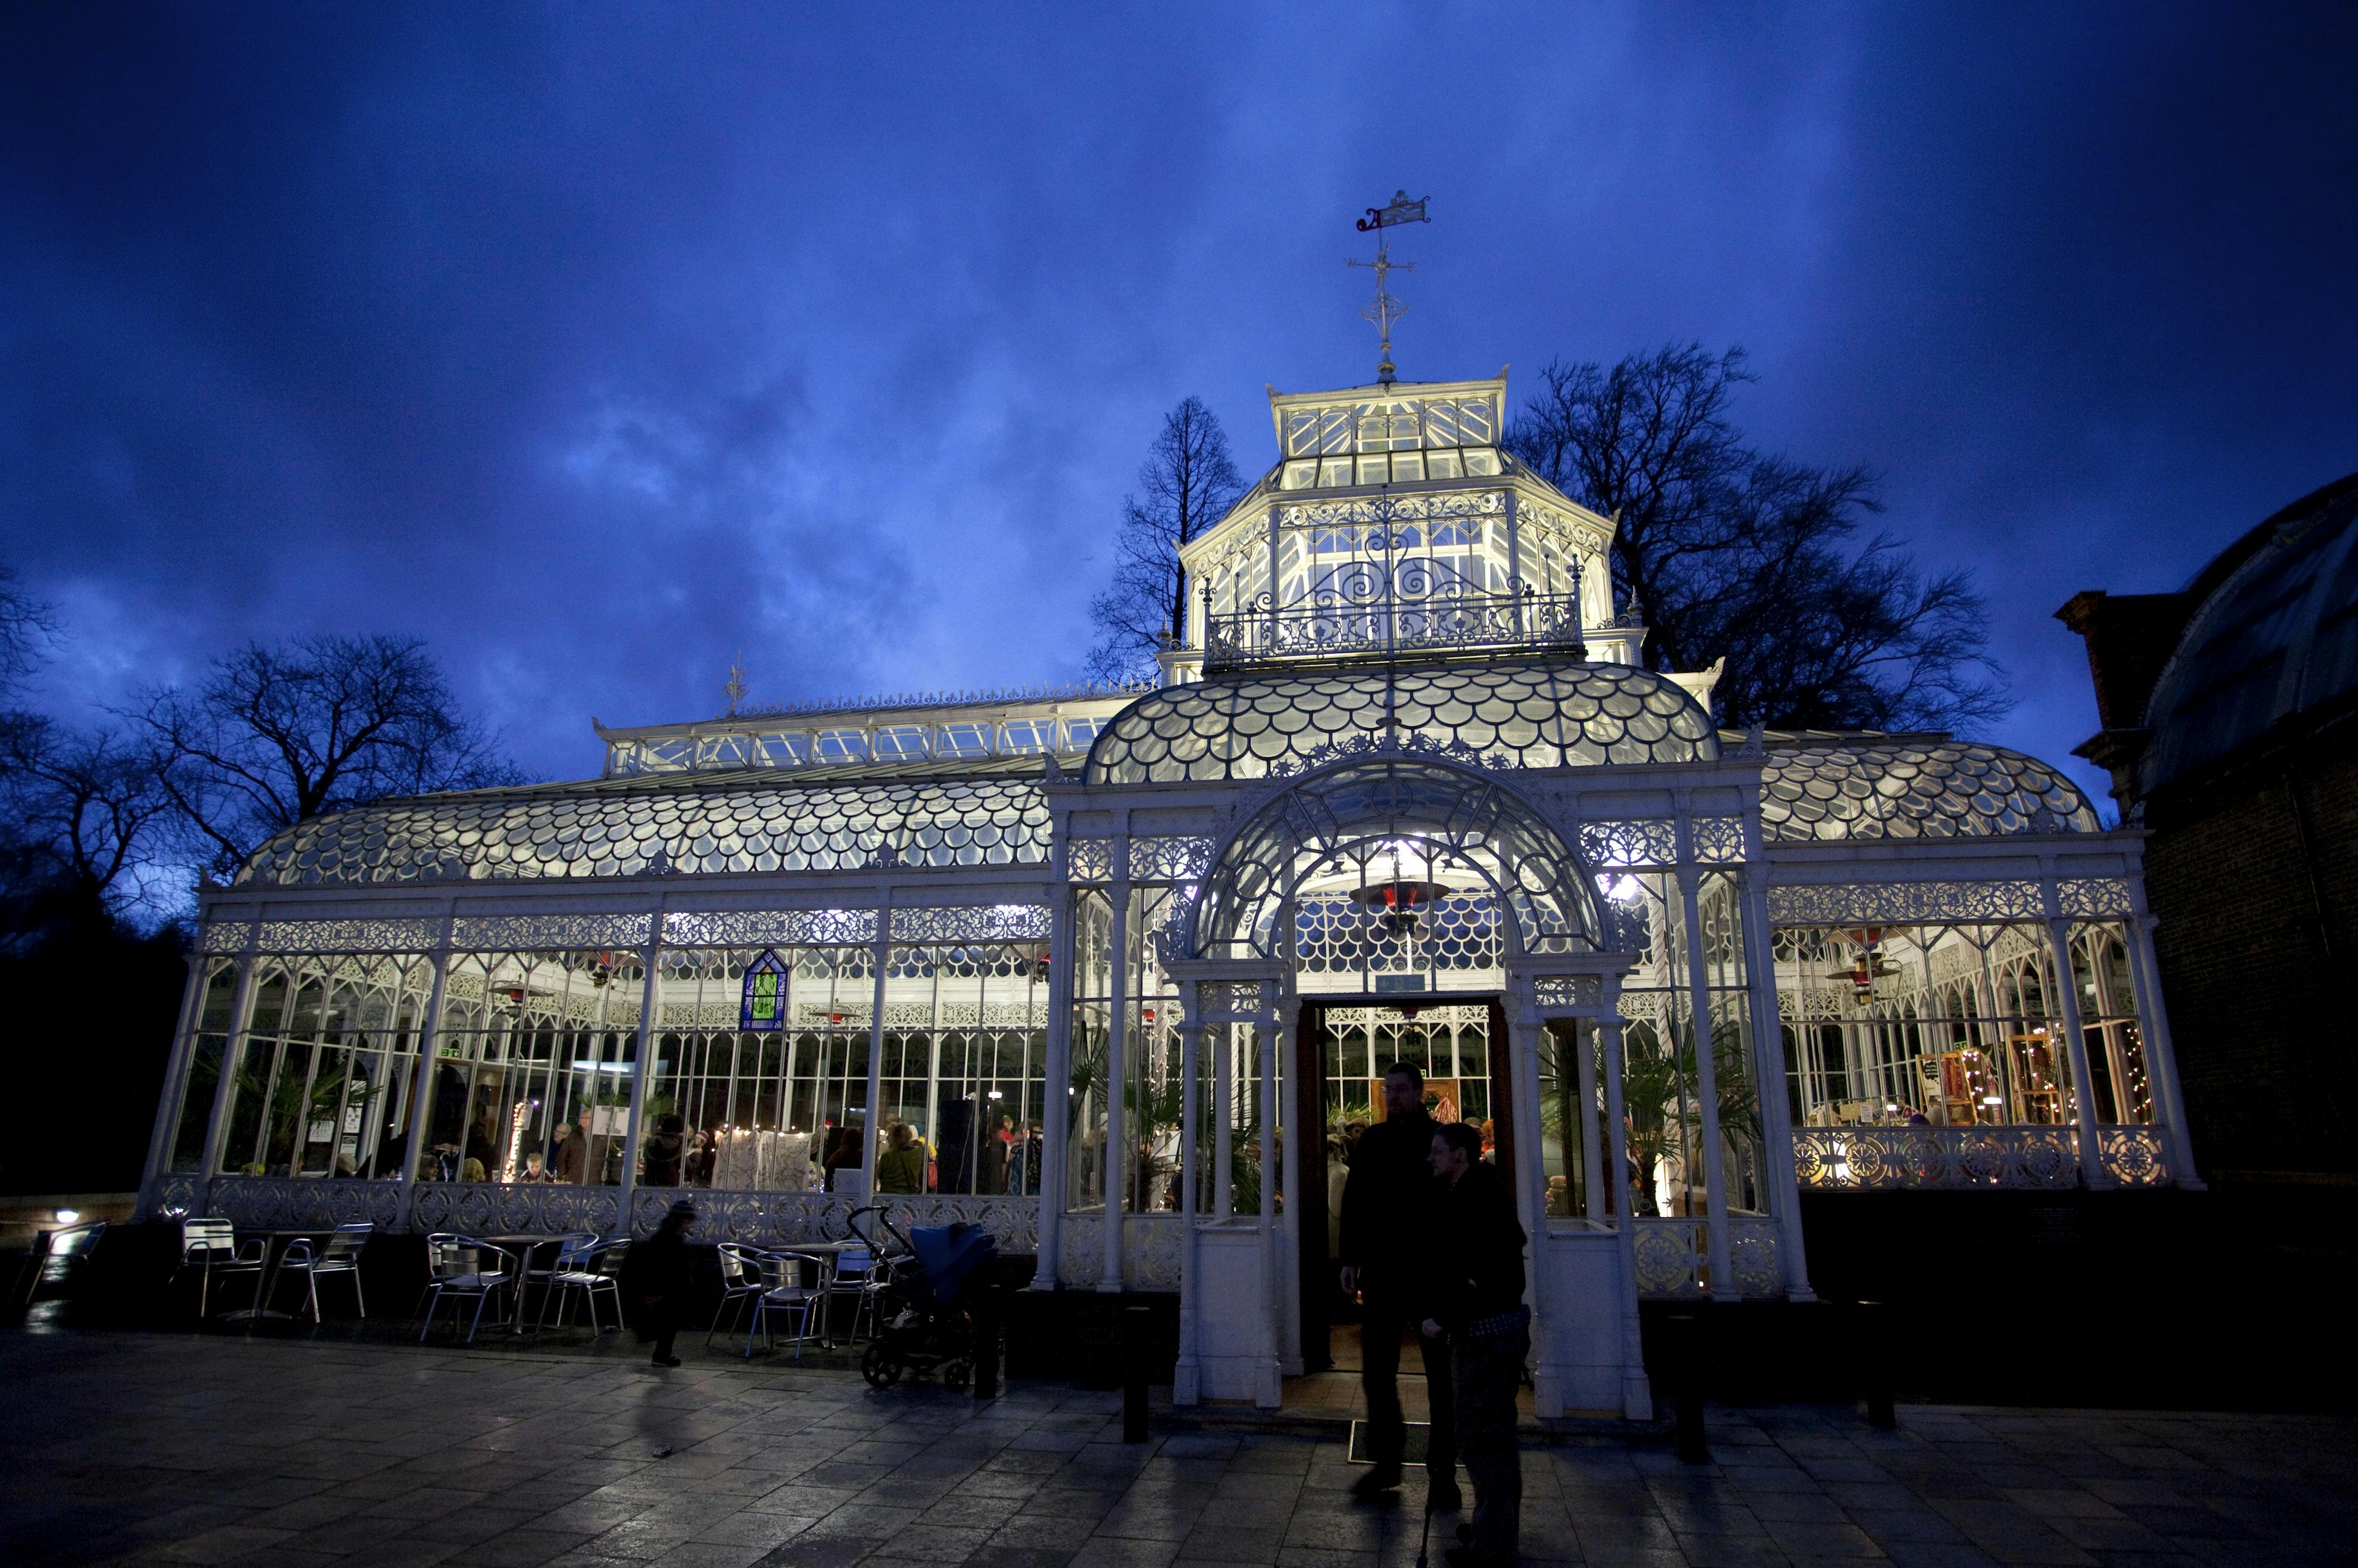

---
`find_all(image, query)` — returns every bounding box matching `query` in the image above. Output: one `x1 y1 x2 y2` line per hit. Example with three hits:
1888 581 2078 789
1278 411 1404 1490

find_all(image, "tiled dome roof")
237 776 1049 886
1759 740 2098 841
1084 660 1716 785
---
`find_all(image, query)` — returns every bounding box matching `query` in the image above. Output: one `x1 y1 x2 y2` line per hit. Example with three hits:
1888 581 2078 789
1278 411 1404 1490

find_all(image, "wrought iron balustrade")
1204 586 1588 670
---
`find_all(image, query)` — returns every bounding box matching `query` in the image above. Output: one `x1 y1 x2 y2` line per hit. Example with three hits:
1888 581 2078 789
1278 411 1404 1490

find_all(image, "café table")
479 1233 572 1333
217 1227 337 1323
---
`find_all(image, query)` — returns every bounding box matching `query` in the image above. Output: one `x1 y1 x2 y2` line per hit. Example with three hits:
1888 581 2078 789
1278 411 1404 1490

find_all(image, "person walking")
637 1200 696 1368
1337 1061 1458 1509
1420 1120 1529 1567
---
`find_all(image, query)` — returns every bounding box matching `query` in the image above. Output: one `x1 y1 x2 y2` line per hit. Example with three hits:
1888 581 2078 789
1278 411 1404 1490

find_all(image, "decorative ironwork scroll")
888 903 1052 943
1766 881 2045 926
664 908 877 948
1690 818 1747 863
1531 975 1604 1010
1067 839 1116 882
253 916 442 954
197 920 256 956
1577 821 1677 869
452 913 654 953
2056 879 2136 918
1128 836 1215 883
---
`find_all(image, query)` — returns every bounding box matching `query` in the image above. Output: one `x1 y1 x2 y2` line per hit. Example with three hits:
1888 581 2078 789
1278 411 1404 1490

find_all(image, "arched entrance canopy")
1185 756 1605 963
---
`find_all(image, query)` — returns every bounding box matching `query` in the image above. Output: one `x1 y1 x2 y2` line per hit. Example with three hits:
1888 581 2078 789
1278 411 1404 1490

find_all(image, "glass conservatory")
140 370 2193 1417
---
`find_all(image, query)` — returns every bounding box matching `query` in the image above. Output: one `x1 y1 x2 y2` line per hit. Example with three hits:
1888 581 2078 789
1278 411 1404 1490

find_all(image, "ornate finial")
724 653 747 717
1350 191 1428 386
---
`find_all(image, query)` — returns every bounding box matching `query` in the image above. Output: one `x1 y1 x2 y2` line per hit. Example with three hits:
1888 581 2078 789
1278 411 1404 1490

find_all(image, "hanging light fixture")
1825 926 1901 1002
1350 878 1453 936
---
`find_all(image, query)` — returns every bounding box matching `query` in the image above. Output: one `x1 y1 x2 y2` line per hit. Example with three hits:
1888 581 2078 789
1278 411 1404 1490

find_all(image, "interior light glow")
53 1208 79 1225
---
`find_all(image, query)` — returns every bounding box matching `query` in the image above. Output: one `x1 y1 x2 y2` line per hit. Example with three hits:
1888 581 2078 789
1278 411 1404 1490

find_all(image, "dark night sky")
3 4 2353 813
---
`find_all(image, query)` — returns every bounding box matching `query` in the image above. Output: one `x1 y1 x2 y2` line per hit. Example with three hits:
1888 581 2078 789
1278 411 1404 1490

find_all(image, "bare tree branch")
131 634 530 879
1086 396 1245 683
1506 343 2009 732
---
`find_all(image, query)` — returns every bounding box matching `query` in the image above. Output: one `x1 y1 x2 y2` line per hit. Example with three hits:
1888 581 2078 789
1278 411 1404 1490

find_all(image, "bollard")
1121 1305 1151 1443
1860 1300 1895 1429
1665 1311 1709 1463
971 1283 1003 1399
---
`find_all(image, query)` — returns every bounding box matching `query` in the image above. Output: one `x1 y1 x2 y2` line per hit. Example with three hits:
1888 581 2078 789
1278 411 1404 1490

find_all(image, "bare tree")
1506 344 2009 732
0 720 176 908
136 634 529 878
1086 396 1246 682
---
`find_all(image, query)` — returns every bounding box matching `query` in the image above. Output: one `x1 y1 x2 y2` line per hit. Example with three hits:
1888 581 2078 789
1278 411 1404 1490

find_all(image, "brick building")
2061 471 2358 1182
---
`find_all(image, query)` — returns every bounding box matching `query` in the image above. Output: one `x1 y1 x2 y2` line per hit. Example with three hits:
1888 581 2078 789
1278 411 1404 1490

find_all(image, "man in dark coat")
1337 1061 1458 1508
1420 1121 1529 1567
636 1200 696 1367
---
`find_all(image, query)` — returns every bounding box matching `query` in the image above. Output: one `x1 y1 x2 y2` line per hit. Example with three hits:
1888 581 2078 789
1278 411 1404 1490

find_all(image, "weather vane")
724 654 747 717
1350 190 1428 386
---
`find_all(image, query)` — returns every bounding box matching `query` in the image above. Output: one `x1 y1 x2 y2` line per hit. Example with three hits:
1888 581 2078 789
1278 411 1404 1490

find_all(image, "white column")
1102 840 1131 1292
197 954 262 1190
1036 886 1075 1287
1736 815 1814 1298
1673 816 1736 1299
393 942 453 1232
1174 996 1204 1405
617 938 662 1232
1570 1014 1606 1222
2041 882 2106 1187
137 956 212 1216
1214 1021 1234 1218
1598 995 1653 1421
1255 1007 1282 1408
2125 897 2204 1188
1265 502 1282 652
858 894 891 1205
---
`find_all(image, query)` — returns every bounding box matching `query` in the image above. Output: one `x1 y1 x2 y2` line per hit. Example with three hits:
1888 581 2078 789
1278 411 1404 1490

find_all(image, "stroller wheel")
940 1355 973 1388
860 1340 903 1389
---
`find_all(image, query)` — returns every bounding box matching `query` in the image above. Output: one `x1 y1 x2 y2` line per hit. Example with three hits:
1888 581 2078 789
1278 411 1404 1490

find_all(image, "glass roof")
1758 740 2098 841
1085 660 1717 785
2138 476 2358 795
238 777 1050 886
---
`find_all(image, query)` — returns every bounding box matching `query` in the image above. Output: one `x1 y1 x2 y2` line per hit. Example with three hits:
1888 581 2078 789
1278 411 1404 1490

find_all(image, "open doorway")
1294 997 1516 1374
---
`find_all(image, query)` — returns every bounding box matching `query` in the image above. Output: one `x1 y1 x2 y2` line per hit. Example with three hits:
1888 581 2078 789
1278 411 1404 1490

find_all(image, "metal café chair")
417 1234 514 1344
173 1217 265 1318
273 1222 371 1321
820 1243 887 1345
6 1220 107 1314
707 1242 768 1347
521 1231 597 1324
539 1237 628 1335
747 1249 823 1360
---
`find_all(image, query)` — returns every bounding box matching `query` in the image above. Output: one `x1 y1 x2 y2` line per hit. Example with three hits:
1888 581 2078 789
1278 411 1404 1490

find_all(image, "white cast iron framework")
139 365 2194 1423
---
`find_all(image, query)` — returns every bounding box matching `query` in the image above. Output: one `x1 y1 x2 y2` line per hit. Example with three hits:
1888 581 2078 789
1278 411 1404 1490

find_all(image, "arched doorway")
1168 753 1644 1412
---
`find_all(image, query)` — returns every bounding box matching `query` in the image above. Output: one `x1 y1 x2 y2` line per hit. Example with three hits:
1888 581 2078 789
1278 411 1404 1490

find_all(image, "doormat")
1346 1420 1431 1465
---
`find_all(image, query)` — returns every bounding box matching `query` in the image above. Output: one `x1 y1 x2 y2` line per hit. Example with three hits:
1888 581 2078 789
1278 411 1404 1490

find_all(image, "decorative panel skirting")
1629 1216 1782 1299
1792 1126 2081 1190
2098 1128 2171 1187
155 1175 1044 1246
1125 1214 1184 1290
1058 1214 1103 1287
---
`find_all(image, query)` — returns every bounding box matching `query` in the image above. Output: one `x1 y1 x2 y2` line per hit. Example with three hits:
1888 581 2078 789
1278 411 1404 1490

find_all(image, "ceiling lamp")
1350 879 1453 936
1826 926 1900 1002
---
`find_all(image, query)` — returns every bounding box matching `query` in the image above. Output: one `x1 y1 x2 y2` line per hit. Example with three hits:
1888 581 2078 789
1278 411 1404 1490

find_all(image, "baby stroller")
856 1212 998 1389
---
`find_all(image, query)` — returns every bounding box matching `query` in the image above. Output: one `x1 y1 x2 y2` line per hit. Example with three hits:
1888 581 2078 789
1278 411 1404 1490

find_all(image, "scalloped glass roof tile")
1085 660 1717 783
238 777 1050 886
1757 740 2098 840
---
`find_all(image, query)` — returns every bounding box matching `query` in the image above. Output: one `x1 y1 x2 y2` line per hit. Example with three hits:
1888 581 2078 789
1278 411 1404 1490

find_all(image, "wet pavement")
1 1326 2351 1567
